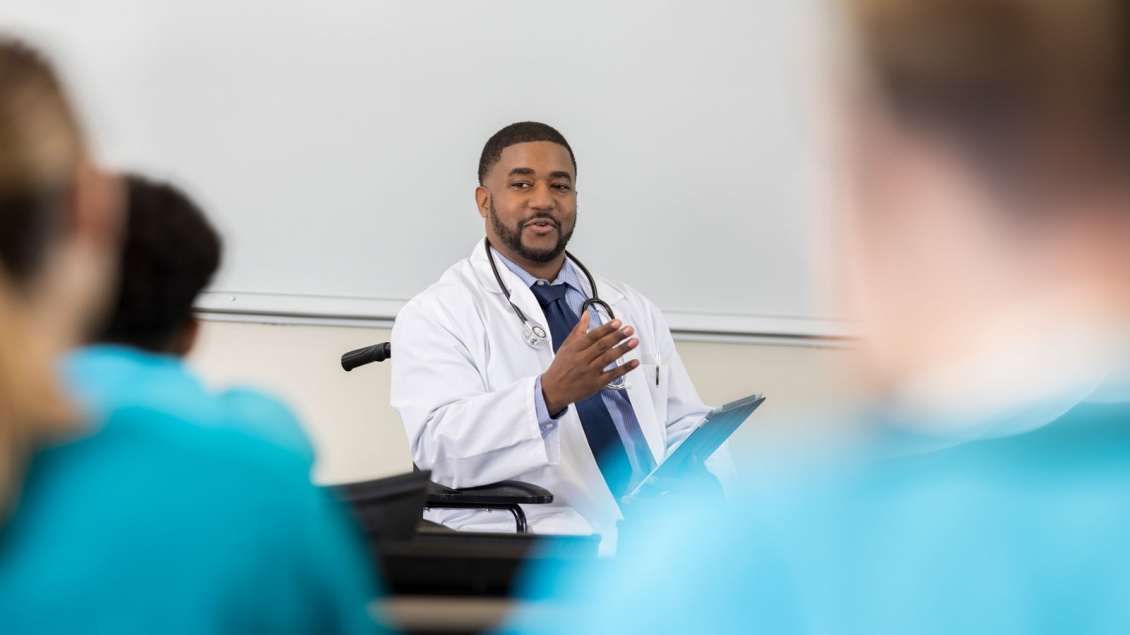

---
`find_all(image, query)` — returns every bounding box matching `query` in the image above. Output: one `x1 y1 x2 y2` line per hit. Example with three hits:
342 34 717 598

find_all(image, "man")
391 122 730 553
64 174 314 464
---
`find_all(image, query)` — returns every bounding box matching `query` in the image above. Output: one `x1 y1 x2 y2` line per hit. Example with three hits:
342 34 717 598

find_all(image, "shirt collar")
492 247 583 292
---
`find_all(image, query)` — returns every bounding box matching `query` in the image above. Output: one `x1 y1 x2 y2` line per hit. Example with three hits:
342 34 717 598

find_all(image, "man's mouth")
525 219 558 235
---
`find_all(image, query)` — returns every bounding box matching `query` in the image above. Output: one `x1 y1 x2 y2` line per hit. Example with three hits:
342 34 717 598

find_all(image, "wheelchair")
333 342 599 600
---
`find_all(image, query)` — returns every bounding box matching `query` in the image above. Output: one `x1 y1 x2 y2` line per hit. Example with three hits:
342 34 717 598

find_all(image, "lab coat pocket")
639 364 670 424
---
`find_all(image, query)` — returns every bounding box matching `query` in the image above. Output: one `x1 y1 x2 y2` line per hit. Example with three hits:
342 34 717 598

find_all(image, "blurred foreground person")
508 0 1130 632
64 174 314 464
0 38 382 633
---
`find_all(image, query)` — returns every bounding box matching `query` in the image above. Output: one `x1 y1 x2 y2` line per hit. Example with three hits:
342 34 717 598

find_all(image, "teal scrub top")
63 345 314 464
506 398 1130 634
0 407 384 634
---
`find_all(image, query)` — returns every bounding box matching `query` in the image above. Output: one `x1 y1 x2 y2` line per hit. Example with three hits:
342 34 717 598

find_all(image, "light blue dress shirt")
493 249 654 480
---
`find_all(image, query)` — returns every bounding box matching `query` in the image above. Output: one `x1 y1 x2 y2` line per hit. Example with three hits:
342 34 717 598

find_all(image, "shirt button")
536 281 545 286
545 423 554 429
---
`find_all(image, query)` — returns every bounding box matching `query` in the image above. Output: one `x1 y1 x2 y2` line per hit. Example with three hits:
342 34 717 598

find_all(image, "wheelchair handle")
341 342 391 371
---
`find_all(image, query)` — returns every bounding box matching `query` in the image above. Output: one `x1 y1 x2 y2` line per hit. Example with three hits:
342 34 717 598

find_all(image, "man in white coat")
391 122 730 554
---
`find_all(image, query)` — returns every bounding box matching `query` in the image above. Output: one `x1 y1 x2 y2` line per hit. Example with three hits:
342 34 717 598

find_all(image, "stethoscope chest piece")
522 325 547 349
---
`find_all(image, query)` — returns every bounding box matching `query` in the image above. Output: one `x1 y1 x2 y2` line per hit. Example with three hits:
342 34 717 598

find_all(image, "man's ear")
475 186 490 219
174 316 200 357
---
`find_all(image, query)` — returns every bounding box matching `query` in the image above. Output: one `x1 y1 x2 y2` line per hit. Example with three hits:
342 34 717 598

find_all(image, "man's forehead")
496 141 575 176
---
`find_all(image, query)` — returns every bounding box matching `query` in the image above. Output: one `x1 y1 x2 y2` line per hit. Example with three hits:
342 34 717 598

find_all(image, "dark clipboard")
627 393 765 499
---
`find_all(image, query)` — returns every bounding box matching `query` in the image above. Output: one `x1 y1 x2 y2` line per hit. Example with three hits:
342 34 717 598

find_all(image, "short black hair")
478 121 577 185
95 175 222 353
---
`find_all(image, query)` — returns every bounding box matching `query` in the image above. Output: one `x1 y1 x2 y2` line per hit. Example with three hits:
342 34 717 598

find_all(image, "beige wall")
190 319 853 485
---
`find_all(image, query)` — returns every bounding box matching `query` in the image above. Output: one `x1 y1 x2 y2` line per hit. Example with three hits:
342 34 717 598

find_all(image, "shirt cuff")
534 376 566 437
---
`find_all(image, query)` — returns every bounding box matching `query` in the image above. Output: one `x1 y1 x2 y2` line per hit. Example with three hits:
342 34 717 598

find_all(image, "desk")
373 596 569 635
374 596 512 634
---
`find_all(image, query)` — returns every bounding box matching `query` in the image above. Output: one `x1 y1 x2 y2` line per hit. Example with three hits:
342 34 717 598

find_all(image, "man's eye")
553 184 572 191
511 182 531 189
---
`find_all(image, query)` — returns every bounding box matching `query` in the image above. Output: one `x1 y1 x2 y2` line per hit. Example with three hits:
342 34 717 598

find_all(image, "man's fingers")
587 326 633 361
574 318 621 346
599 359 639 384
570 310 592 336
598 339 638 368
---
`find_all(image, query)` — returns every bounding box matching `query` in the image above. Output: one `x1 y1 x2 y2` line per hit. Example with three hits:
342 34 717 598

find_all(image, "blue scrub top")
63 344 314 464
506 398 1130 634
0 407 384 634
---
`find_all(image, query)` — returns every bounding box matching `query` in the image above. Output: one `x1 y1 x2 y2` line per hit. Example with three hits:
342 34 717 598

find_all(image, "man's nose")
527 182 555 210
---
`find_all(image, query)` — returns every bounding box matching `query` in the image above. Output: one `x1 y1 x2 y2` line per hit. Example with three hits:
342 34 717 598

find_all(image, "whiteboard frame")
196 291 858 346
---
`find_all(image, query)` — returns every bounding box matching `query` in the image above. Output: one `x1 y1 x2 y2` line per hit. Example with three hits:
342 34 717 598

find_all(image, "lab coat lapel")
468 240 555 357
590 277 664 466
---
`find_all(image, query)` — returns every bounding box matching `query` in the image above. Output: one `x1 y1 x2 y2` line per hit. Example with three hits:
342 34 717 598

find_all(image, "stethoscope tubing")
484 237 630 388
485 236 615 326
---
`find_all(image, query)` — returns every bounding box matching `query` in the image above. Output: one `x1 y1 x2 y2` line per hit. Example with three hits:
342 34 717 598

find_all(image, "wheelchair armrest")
425 480 553 506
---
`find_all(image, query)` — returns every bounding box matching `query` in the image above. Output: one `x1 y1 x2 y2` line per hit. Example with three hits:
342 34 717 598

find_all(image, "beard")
489 202 575 263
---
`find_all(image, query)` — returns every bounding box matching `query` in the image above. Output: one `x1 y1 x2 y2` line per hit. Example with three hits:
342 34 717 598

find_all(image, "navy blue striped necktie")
530 283 633 498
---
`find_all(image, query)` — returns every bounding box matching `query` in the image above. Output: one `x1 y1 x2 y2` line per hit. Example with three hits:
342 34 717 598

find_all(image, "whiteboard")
3 0 849 338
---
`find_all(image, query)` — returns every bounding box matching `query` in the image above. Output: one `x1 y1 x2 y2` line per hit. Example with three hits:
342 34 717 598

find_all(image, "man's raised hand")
540 312 639 415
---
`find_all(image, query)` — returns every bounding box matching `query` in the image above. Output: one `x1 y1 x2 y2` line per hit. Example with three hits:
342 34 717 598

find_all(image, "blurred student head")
94 175 221 356
835 0 1130 391
0 37 123 509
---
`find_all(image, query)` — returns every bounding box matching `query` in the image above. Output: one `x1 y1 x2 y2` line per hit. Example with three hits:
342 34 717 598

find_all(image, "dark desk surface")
377 530 600 597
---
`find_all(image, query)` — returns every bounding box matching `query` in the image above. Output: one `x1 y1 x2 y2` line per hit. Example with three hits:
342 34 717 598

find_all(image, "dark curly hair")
478 121 576 185
95 175 221 353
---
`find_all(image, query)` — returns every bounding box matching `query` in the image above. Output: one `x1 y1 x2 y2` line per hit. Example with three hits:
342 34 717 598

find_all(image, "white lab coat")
390 240 732 555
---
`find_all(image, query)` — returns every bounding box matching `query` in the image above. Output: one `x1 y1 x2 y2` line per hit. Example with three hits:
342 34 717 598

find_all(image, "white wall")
190 319 854 485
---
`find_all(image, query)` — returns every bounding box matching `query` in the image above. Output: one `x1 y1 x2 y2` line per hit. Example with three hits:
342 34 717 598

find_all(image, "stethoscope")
484 238 630 390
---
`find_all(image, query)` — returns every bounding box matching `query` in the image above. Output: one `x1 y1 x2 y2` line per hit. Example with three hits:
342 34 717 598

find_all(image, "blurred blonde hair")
844 0 1130 174
0 37 85 514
